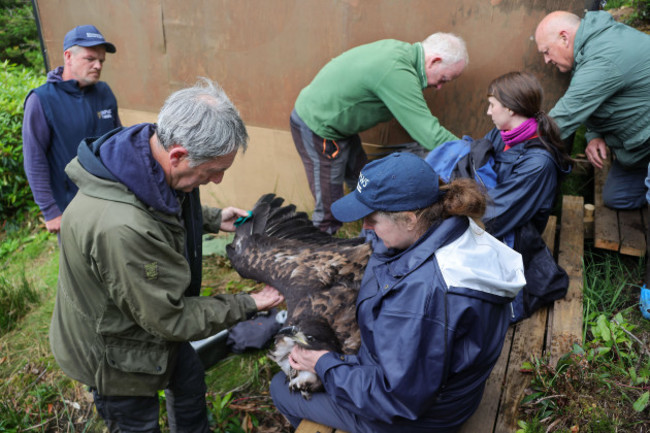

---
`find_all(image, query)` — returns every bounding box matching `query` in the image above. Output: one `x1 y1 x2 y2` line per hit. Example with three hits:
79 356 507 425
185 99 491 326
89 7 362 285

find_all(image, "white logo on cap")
357 173 369 193
86 32 103 39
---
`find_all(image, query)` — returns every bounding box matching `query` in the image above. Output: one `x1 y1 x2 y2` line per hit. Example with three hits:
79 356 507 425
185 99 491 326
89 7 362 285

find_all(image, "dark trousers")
92 342 210 433
270 372 458 433
603 159 648 209
290 109 367 234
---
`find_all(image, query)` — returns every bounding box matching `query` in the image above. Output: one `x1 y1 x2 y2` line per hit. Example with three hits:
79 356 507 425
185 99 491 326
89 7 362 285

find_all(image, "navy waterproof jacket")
314 216 525 432
482 128 569 240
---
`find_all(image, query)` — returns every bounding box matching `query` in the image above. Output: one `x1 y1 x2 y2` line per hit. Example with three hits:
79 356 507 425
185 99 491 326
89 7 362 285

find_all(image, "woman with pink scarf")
480 71 572 322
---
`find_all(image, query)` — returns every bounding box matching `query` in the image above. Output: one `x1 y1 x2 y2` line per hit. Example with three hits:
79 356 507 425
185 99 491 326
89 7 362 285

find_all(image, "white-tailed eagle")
226 194 371 398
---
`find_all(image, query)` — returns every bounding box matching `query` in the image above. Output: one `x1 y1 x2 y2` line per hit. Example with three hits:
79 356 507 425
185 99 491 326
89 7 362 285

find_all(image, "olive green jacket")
50 158 257 396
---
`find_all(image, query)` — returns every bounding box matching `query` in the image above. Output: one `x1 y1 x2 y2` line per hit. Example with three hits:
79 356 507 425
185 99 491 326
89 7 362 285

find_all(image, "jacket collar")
413 42 428 90
382 216 469 278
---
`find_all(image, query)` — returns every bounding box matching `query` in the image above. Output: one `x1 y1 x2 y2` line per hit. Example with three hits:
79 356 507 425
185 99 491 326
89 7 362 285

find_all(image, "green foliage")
0 271 40 334
0 0 43 70
605 0 650 26
516 418 545 433
519 311 650 432
0 60 44 231
206 392 257 433
582 246 643 325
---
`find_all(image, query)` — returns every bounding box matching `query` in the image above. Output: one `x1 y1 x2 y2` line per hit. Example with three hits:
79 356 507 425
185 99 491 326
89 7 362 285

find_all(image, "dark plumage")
226 193 371 398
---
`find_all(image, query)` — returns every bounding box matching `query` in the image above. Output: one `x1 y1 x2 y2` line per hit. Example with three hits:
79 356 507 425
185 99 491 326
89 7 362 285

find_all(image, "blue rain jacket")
482 128 569 240
314 216 525 431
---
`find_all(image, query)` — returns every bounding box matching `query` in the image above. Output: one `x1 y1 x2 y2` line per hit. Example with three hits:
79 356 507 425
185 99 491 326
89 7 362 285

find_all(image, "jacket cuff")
314 351 349 377
202 206 223 233
237 293 259 319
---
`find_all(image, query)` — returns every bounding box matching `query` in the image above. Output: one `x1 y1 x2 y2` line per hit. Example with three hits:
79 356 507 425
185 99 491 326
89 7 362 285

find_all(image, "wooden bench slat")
494 307 548 433
618 208 646 256
548 195 584 366
594 204 620 252
593 155 646 257
295 420 343 433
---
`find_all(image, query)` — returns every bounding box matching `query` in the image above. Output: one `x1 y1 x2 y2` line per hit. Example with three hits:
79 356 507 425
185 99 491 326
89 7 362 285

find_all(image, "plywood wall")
34 0 591 209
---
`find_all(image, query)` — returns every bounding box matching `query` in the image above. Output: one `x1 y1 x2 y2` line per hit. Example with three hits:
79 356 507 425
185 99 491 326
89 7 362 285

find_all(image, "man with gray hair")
49 78 284 432
291 33 468 234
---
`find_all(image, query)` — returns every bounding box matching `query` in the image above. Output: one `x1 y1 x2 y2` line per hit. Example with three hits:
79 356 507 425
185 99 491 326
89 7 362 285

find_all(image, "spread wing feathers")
226 193 371 356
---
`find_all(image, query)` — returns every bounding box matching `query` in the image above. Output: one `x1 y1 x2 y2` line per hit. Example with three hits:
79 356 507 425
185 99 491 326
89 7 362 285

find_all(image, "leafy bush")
0 60 44 231
0 0 43 70
605 0 650 26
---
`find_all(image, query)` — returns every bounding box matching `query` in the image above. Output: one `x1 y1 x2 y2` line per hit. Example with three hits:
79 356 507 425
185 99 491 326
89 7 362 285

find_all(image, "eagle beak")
277 325 298 337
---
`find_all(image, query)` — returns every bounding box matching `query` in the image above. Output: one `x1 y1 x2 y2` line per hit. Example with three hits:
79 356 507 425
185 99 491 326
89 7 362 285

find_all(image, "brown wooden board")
494 307 548 432
618 208 646 257
295 420 339 433
543 216 557 353
593 158 610 208
594 205 620 252
549 196 584 367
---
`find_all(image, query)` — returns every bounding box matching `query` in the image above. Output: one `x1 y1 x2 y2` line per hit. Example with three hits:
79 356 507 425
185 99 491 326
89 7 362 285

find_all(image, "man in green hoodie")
291 33 468 234
536 10 650 209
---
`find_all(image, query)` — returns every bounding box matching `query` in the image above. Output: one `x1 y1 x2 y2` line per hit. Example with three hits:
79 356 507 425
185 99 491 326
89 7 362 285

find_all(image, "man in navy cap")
22 25 121 234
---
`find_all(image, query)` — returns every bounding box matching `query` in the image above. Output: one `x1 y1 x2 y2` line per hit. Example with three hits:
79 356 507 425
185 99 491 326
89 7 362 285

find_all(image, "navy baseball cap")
63 25 116 53
331 152 442 223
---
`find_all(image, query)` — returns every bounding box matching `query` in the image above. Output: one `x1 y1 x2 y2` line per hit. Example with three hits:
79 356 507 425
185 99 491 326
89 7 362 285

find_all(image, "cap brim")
77 41 116 53
331 192 375 223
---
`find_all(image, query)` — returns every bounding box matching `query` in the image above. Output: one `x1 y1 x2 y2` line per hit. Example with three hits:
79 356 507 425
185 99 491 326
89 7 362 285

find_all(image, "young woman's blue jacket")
482 127 569 240
313 216 525 431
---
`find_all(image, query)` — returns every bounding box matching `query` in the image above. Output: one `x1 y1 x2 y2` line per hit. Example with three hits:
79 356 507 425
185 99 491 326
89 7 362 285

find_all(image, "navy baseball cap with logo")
63 25 116 53
331 152 442 222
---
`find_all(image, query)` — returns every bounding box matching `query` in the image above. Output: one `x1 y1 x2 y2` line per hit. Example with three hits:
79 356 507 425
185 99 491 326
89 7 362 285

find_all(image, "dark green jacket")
295 39 458 150
50 158 257 396
549 11 650 168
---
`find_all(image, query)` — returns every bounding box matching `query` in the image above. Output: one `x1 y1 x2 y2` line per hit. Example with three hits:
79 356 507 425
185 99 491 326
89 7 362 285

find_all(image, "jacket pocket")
95 341 175 396
105 344 169 375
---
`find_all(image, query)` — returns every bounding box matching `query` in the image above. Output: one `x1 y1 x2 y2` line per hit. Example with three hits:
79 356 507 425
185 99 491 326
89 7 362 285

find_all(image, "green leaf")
633 391 649 412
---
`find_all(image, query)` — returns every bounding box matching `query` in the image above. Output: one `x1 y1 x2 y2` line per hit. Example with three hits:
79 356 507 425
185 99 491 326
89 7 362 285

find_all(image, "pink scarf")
500 118 538 151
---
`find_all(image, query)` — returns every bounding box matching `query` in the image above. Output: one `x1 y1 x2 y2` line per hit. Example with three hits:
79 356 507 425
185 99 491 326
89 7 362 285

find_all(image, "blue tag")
234 210 253 227
640 284 650 320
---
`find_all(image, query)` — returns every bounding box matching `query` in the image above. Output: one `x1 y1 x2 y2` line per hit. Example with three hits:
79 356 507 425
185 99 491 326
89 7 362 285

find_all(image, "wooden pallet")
593 157 647 257
297 196 584 433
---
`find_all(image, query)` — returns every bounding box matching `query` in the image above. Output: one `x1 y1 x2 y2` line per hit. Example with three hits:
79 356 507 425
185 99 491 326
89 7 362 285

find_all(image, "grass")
517 241 650 433
0 231 106 432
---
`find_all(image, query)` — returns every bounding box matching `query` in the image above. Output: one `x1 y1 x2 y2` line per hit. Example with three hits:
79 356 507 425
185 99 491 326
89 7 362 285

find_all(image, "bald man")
536 10 650 209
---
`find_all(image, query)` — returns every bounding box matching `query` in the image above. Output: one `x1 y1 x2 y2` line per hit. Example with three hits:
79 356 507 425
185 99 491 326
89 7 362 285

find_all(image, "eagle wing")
226 194 371 354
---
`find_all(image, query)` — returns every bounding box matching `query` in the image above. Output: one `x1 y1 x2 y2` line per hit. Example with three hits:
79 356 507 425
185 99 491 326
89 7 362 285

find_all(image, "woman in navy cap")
271 152 526 433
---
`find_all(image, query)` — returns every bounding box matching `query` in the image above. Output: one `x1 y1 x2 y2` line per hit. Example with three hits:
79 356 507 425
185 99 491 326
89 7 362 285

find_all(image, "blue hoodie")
22 66 120 220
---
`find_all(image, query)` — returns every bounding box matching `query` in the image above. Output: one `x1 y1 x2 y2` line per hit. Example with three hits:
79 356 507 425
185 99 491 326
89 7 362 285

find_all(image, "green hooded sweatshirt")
295 39 458 150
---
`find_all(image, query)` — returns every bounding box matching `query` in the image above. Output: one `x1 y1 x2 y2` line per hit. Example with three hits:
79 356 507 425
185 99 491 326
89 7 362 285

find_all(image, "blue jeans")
92 342 209 433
